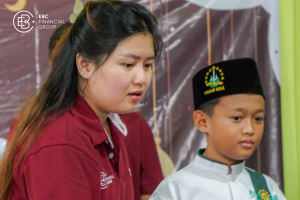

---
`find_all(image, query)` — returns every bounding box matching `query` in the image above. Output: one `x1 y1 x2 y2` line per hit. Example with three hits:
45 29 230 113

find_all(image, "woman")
0 1 163 199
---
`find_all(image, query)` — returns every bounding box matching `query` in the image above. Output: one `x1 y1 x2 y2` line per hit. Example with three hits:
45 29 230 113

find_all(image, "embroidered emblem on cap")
204 65 225 95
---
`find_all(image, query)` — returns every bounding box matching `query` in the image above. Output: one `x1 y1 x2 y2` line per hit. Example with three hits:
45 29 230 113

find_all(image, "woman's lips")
128 90 143 101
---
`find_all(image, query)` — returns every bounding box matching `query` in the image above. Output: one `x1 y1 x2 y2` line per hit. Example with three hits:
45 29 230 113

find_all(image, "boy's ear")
193 110 209 133
76 53 96 80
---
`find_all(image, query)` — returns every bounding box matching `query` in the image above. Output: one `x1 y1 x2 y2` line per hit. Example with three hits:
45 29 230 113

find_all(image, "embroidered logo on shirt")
100 172 115 189
249 190 278 200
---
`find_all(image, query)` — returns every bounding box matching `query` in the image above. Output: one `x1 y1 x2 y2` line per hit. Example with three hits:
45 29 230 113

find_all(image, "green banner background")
280 0 300 199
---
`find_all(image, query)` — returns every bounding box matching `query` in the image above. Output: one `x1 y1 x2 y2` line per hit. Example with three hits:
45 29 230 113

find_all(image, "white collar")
107 113 128 136
193 149 245 175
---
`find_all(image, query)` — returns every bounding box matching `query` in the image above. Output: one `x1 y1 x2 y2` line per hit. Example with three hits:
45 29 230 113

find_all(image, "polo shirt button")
105 140 108 144
229 176 234 182
109 152 114 159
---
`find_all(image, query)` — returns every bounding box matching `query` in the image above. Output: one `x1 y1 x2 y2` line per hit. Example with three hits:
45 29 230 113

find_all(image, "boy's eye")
232 116 242 121
255 117 264 122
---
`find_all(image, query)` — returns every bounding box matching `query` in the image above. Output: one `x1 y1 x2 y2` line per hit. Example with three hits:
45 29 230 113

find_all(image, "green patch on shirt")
249 190 278 200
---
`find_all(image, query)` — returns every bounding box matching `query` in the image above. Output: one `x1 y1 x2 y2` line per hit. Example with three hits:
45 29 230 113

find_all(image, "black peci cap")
192 58 265 110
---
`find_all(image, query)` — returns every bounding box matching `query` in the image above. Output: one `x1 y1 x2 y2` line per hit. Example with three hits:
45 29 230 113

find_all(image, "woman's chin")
116 107 137 114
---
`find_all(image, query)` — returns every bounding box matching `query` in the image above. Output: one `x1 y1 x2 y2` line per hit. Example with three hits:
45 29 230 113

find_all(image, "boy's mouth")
239 139 254 148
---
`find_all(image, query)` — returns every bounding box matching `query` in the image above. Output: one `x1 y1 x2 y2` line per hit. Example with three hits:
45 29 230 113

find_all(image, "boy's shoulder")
245 167 286 200
149 164 195 200
245 167 279 187
150 159 286 200
154 162 198 188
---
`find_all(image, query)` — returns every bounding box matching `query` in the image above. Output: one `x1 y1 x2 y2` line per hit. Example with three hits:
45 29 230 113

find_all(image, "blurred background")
0 0 299 199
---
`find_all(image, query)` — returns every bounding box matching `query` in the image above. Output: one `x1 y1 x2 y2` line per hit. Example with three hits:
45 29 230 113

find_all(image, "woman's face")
82 33 154 116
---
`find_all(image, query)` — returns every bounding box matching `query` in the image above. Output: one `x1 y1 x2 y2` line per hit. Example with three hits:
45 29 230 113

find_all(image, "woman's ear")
76 53 96 79
193 110 210 134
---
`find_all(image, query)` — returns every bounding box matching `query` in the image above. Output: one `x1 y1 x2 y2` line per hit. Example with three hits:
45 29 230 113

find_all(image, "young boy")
150 58 286 200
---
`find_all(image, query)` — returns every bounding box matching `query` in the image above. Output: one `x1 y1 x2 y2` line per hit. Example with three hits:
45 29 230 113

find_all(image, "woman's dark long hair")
0 1 162 199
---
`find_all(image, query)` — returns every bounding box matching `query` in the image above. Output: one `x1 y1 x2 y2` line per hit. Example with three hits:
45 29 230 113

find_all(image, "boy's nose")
242 119 254 135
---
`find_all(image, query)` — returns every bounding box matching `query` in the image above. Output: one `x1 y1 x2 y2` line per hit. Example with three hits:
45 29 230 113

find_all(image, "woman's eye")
123 63 134 68
232 116 242 121
255 117 264 122
145 64 153 68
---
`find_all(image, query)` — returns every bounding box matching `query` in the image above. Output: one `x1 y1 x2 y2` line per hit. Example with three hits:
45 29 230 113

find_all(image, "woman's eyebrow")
119 53 155 60
145 55 155 61
230 108 245 112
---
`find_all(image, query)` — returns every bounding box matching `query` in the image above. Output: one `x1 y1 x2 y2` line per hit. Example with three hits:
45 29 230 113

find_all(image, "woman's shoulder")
27 111 96 158
119 112 154 144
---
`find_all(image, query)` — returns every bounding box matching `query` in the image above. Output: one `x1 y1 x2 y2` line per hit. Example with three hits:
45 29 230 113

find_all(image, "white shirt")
150 150 286 200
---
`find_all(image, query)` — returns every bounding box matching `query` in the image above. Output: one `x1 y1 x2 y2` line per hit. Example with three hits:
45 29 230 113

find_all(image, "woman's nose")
132 66 147 85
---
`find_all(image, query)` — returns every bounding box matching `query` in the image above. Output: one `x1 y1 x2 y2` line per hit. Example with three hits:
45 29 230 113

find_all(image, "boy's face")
197 94 265 165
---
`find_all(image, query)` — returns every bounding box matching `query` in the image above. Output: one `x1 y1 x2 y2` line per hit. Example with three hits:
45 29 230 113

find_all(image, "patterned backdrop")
0 0 284 190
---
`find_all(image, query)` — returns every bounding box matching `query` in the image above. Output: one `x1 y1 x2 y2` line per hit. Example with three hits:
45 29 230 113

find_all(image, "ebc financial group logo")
13 10 65 33
13 10 34 33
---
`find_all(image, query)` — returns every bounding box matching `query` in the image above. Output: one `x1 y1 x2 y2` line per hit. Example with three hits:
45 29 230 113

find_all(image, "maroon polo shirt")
10 96 134 200
120 113 164 200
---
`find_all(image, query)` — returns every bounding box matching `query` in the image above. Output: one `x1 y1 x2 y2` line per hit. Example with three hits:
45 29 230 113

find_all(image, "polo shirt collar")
193 148 245 175
108 113 127 136
71 95 128 146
